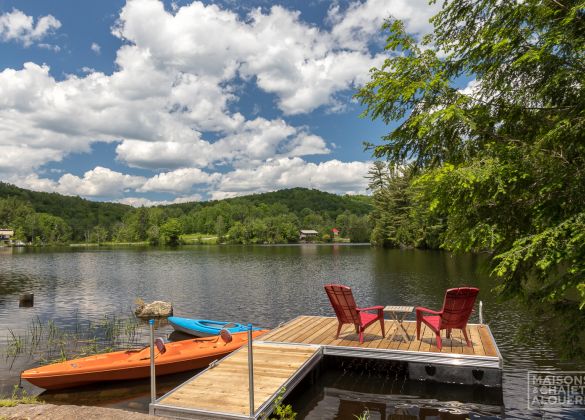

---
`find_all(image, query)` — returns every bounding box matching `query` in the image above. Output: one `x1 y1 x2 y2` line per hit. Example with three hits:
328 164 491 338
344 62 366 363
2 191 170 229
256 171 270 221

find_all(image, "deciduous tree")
357 0 585 313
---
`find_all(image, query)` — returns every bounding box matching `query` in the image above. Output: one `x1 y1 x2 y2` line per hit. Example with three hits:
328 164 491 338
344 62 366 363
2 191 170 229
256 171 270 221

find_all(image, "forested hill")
170 188 371 218
0 182 131 239
0 183 372 243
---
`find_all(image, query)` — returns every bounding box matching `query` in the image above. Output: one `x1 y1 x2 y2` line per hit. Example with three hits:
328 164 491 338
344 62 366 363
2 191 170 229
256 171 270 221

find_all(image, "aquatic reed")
270 387 297 420
1 314 146 366
0 385 41 407
354 410 370 420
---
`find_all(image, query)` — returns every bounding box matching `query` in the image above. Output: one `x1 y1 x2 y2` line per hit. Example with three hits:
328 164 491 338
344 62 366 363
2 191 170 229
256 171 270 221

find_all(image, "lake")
0 245 583 418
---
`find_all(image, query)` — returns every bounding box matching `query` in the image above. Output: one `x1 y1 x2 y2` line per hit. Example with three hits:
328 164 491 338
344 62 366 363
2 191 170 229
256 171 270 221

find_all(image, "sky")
0 0 439 206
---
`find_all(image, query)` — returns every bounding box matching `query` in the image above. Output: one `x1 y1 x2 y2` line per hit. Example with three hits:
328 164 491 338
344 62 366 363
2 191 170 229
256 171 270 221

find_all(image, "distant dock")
151 315 502 419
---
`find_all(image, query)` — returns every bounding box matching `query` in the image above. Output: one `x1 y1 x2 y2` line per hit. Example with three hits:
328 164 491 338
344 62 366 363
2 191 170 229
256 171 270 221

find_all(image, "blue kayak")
168 317 255 337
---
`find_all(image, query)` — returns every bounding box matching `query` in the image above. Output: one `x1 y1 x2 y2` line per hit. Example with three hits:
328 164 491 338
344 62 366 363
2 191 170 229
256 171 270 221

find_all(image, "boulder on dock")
134 300 173 318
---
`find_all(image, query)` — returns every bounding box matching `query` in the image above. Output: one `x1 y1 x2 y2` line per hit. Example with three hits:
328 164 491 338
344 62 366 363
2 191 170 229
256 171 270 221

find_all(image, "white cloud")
239 6 383 115
0 0 395 177
214 157 371 198
90 42 101 54
38 43 61 52
0 9 61 46
0 0 415 200
7 167 144 198
7 156 370 201
115 118 329 170
210 118 330 167
8 173 60 193
209 191 241 200
113 0 392 115
139 168 220 193
459 79 481 98
0 145 63 173
285 133 331 157
328 0 439 50
117 194 202 207
115 140 212 170
53 167 146 197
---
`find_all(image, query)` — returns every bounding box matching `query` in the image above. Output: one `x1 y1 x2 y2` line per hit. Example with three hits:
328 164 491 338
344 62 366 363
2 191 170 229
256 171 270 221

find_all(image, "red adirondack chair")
324 284 385 344
416 287 479 350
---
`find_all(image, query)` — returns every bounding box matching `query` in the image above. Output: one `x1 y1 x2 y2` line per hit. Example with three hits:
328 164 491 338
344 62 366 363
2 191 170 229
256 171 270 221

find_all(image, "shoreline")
0 403 169 419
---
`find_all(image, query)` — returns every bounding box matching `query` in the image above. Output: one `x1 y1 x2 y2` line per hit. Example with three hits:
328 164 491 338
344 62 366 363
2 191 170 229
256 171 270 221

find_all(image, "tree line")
0 186 372 245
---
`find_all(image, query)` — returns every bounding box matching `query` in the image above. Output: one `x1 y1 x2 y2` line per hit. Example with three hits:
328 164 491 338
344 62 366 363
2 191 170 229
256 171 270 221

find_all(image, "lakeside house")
0 228 14 245
299 229 319 240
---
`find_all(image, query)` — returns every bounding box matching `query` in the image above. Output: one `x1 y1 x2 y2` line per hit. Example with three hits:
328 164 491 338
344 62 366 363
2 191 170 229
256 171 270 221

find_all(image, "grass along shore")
69 234 351 247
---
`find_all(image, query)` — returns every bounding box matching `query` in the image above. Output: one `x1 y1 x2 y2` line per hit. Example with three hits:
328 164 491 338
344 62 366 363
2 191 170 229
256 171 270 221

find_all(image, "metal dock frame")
151 342 323 420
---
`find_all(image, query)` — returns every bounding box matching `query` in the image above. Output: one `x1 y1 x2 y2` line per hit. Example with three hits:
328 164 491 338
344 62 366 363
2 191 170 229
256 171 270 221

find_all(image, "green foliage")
23 213 72 244
226 215 301 244
357 0 585 333
170 188 372 219
0 386 41 407
270 387 297 420
347 214 371 243
367 162 442 248
354 409 370 420
90 225 109 245
160 218 183 245
147 225 161 245
0 184 370 246
3 314 143 363
0 182 130 241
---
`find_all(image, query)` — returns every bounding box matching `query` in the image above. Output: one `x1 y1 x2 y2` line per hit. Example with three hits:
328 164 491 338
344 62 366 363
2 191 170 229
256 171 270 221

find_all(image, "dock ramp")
152 342 321 419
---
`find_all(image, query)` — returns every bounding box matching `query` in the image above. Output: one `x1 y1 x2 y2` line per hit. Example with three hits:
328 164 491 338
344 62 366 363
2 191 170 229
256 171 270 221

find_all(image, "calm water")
0 245 583 418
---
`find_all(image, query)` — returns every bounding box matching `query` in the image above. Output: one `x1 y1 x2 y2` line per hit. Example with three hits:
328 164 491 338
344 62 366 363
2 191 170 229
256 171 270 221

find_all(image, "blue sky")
0 0 438 205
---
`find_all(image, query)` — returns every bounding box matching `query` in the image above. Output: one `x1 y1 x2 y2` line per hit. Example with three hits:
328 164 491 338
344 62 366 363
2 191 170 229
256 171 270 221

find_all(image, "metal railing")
148 320 257 418
479 300 483 325
149 319 156 413
248 323 255 419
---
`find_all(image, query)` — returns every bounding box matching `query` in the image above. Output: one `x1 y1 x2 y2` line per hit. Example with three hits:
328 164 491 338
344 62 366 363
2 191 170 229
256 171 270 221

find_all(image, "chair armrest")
415 306 442 315
357 306 384 312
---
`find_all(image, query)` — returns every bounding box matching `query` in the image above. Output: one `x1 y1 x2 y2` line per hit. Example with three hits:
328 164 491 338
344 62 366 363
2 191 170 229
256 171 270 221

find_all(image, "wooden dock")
151 315 502 419
152 342 322 419
261 315 500 362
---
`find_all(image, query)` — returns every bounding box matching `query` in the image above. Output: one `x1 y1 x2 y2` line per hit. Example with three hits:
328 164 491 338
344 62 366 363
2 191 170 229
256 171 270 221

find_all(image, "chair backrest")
440 287 479 329
324 284 360 325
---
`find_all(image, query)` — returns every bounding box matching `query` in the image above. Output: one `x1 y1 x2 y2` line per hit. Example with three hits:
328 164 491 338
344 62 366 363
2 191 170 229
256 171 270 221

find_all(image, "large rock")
134 300 173 318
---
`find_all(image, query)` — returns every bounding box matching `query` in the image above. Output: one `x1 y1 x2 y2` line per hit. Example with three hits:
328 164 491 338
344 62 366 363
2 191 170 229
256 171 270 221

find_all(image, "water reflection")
294 359 503 419
0 245 583 418
40 371 195 413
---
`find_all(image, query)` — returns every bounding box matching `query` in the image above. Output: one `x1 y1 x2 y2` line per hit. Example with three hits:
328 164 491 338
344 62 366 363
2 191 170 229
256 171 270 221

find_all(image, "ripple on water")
0 246 584 419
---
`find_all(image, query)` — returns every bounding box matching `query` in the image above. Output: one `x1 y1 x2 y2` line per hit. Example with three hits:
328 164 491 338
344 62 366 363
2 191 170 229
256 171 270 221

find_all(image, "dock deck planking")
397 322 417 351
477 325 498 357
261 317 305 342
266 316 497 359
469 324 485 355
158 342 320 417
154 315 502 419
302 318 338 344
308 318 342 346
295 317 331 343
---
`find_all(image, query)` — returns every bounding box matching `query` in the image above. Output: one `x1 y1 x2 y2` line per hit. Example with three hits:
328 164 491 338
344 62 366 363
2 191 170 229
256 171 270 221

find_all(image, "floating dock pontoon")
151 315 502 419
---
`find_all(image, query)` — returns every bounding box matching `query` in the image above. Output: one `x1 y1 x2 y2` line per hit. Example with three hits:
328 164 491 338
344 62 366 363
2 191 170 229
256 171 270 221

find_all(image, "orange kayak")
21 329 268 390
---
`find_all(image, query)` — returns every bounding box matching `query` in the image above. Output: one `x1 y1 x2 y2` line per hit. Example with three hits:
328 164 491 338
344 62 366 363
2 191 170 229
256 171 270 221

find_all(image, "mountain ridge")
0 182 371 242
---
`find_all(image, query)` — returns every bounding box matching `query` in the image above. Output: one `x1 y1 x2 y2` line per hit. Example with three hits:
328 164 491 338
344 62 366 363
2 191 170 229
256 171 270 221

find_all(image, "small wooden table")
384 305 414 342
